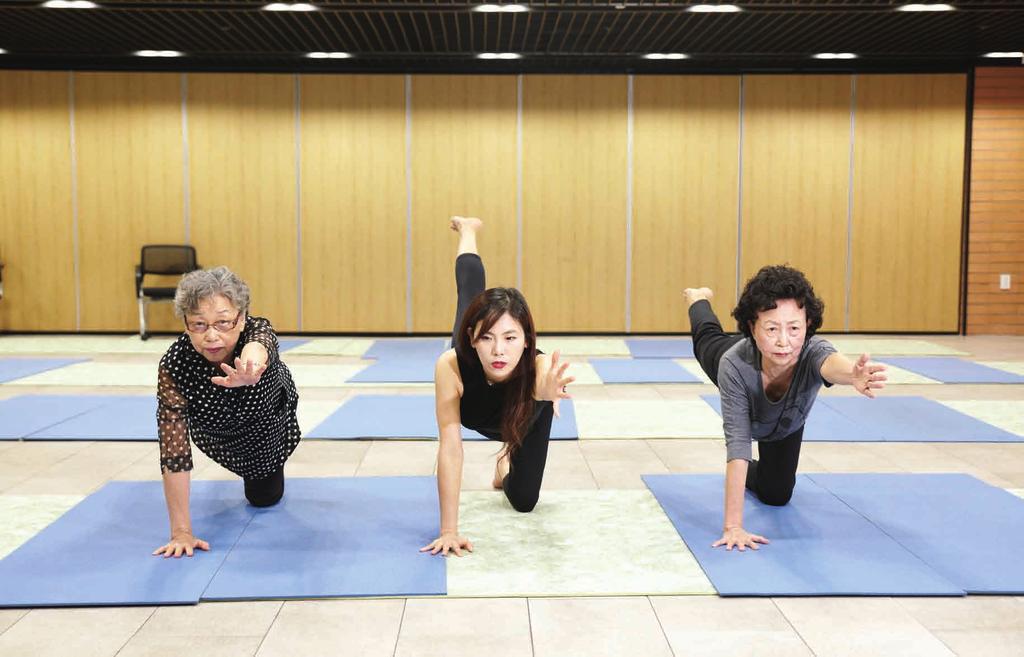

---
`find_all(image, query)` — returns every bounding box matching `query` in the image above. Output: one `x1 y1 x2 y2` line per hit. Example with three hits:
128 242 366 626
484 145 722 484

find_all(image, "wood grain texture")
0 71 76 331
521 75 628 332
850 74 966 332
632 76 741 332
410 75 518 333
75 72 185 332
300 75 406 332
187 73 299 331
741 75 852 332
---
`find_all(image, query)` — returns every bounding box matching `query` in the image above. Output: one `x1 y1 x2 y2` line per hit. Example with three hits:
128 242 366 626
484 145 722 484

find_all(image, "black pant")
244 466 285 508
451 252 550 513
689 299 802 506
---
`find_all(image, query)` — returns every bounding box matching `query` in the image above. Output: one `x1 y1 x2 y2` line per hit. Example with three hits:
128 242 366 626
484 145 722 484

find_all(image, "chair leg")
138 297 148 340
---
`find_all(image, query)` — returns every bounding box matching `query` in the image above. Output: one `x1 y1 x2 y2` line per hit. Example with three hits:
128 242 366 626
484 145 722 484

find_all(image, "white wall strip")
516 74 524 290
845 75 857 333
624 74 635 333
68 72 81 331
294 75 303 331
735 75 746 303
405 74 414 333
181 73 191 244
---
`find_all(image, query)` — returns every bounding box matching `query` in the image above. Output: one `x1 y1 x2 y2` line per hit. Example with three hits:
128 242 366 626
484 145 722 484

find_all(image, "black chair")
135 245 199 340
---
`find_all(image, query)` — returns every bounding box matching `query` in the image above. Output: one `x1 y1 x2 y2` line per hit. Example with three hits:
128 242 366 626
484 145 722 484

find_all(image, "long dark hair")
732 264 825 338
456 287 538 457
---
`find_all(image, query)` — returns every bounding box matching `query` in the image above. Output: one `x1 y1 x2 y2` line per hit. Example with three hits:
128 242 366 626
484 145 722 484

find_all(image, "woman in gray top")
685 265 887 553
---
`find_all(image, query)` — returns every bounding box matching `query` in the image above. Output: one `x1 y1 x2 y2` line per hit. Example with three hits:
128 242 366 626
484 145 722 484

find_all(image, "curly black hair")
731 265 825 338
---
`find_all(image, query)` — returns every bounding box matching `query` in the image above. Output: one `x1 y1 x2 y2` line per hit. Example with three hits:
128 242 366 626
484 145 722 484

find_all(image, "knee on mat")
246 489 283 508
508 492 539 513
757 487 794 507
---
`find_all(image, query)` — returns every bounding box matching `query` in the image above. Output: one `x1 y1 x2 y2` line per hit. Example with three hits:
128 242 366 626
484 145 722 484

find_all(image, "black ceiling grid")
0 0 1020 73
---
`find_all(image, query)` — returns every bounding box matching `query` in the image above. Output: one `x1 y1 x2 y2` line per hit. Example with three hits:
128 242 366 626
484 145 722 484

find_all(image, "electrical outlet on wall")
1000 274 1012 290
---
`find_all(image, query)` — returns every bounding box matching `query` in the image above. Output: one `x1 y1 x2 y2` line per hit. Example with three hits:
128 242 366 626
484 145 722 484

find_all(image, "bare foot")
492 452 510 489
683 287 714 307
450 215 483 234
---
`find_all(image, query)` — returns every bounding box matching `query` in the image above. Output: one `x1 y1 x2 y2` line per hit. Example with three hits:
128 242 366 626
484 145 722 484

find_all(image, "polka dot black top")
156 315 301 480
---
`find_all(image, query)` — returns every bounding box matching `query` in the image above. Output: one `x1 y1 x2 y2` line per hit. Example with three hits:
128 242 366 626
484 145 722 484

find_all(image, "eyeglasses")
185 311 243 334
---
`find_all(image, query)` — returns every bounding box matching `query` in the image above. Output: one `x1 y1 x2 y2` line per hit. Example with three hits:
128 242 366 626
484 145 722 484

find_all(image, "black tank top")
456 346 550 441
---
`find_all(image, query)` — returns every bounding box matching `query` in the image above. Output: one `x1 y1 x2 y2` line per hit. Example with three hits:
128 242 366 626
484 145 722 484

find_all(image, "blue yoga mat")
277 338 310 353
0 357 88 384
202 476 446 600
363 338 449 361
626 338 695 359
809 473 1024 595
0 481 256 608
701 395 1021 442
0 394 110 440
590 358 701 384
347 359 436 383
307 394 578 440
643 474 963 597
29 396 157 441
881 357 1024 384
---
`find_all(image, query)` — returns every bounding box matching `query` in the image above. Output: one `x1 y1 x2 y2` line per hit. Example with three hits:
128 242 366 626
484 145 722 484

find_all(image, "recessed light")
263 2 317 11
477 52 522 60
0 48 6 55
688 4 741 13
135 50 183 58
895 3 955 11
474 4 529 12
984 51 1023 58
307 51 352 59
643 53 689 60
42 0 99 8
813 52 858 59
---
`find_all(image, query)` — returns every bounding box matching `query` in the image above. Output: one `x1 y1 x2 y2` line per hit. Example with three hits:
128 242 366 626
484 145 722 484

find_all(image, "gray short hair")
173 266 251 318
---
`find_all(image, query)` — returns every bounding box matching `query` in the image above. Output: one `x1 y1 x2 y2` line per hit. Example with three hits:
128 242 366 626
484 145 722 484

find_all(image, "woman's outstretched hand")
421 532 474 557
851 353 887 399
153 531 210 558
211 357 267 388
539 352 575 412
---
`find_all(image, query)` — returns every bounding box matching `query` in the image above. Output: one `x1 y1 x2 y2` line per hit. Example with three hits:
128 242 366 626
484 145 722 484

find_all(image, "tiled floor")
0 334 1022 656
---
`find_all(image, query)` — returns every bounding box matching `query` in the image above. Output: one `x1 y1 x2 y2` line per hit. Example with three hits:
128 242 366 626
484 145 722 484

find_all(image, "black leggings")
689 299 802 507
452 253 551 513
244 466 285 508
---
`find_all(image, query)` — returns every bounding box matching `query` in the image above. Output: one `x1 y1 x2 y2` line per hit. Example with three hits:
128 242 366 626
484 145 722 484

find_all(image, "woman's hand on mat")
851 353 887 399
420 532 473 557
152 532 210 558
713 526 770 552
539 351 575 408
211 357 267 388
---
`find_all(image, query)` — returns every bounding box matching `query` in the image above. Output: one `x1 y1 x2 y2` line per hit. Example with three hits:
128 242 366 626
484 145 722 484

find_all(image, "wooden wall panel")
522 75 628 332
850 74 966 332
632 76 740 332
187 74 298 331
967 67 1024 335
75 72 184 332
0 71 76 331
410 75 518 333
300 75 406 332
741 75 852 332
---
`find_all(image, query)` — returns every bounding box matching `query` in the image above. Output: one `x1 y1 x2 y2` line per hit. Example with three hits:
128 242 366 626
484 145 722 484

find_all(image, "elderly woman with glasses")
152 266 300 559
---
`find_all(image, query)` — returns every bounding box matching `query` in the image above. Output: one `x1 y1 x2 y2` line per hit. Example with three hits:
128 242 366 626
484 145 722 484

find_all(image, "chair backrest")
140 245 198 276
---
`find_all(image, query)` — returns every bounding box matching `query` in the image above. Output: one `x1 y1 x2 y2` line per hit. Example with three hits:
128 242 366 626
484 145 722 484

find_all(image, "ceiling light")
983 51 1023 58
474 4 529 12
263 2 317 11
813 52 858 59
895 3 955 11
0 49 6 54
688 4 741 12
307 51 352 59
477 52 522 60
135 50 183 58
643 53 689 60
42 0 99 8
